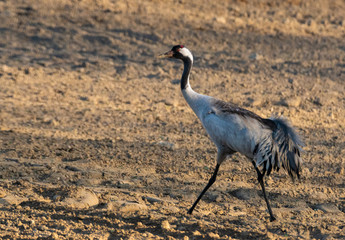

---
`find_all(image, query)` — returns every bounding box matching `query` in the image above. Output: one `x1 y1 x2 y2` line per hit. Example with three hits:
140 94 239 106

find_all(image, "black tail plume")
271 117 304 180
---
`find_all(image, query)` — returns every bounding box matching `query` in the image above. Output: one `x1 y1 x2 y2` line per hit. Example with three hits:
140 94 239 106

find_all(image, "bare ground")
0 0 344 239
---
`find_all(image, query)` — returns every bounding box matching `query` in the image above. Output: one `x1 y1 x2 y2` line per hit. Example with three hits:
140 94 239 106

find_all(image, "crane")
158 45 304 222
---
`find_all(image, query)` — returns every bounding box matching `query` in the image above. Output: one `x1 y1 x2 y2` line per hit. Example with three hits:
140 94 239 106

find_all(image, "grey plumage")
212 98 304 179
212 99 276 130
159 45 304 222
269 117 303 179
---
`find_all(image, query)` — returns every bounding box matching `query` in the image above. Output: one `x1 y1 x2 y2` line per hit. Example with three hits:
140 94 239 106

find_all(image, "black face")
171 45 185 59
159 45 186 59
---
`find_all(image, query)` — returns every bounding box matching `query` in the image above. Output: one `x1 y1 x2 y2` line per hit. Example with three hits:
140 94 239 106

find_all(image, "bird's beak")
157 50 173 59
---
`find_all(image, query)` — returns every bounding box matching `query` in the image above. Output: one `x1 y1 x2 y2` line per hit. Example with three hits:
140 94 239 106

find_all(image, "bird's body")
184 88 267 159
159 45 303 221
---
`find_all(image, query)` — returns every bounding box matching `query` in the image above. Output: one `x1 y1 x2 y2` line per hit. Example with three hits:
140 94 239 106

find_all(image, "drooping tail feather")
255 117 304 180
271 117 304 180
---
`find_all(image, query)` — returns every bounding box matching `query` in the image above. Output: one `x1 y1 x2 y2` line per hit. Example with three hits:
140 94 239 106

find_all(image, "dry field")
0 0 344 239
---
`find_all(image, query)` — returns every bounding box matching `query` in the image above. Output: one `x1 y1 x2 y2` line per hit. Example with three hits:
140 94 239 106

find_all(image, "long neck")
180 56 210 120
181 57 192 90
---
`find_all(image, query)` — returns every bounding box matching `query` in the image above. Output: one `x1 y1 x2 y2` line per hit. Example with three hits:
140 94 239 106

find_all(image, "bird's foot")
270 216 276 222
187 208 194 215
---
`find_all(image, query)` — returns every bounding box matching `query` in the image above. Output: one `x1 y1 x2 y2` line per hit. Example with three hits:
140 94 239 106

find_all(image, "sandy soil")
0 0 345 239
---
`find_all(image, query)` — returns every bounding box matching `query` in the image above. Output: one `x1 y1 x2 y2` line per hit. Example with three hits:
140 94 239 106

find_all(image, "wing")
211 99 276 131
201 99 273 157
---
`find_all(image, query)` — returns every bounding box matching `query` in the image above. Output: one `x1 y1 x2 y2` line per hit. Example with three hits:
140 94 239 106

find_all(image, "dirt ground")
0 0 344 239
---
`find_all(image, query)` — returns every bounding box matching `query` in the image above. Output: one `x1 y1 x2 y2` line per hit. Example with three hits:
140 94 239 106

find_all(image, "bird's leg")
252 161 276 222
187 163 220 214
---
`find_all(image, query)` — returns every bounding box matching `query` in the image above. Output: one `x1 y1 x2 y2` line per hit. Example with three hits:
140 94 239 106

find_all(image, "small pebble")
314 203 341 213
161 220 171 230
208 232 220 239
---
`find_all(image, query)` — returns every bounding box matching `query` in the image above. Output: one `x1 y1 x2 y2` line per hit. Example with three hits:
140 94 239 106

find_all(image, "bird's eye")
179 45 184 48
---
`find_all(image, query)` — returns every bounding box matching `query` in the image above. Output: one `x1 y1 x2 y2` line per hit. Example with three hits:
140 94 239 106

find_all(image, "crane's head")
158 45 193 62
